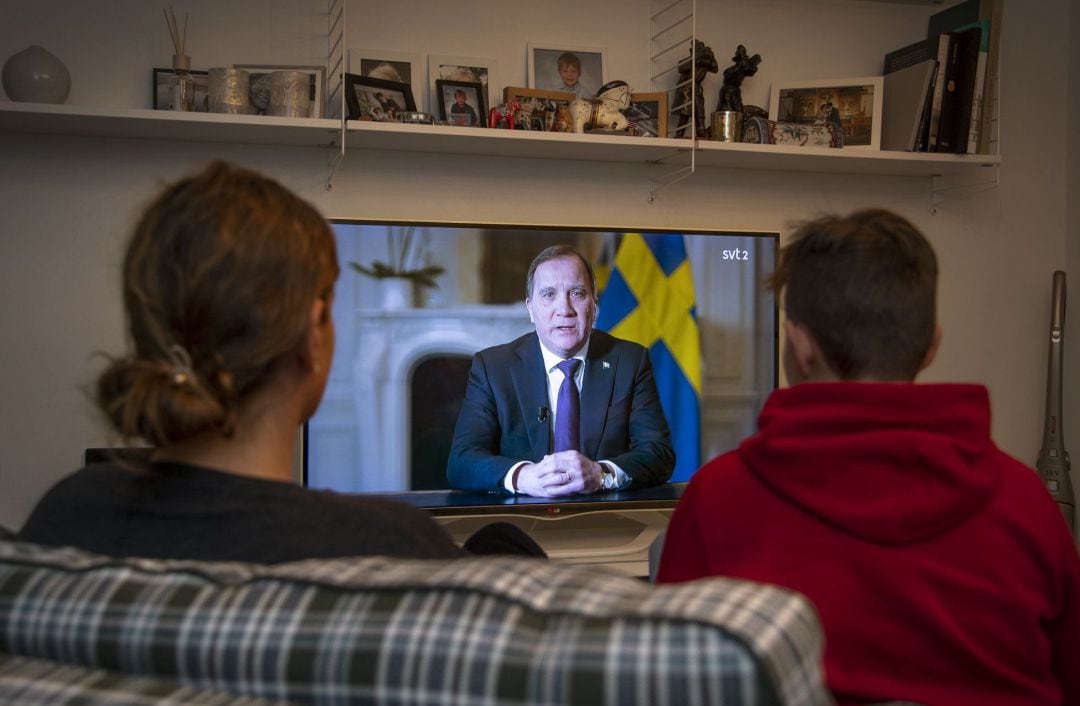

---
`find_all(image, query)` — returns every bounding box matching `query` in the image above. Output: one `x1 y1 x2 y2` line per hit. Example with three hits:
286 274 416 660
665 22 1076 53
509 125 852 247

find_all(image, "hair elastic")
166 344 194 387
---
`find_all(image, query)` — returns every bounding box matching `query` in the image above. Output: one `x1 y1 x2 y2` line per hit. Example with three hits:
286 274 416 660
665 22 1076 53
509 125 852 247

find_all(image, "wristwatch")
600 464 617 490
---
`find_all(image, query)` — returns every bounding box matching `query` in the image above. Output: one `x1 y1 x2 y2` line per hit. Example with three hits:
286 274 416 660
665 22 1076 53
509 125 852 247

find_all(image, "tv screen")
304 220 777 516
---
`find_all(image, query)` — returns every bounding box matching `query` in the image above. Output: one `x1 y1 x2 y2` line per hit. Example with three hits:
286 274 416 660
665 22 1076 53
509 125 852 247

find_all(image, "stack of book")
880 0 1002 154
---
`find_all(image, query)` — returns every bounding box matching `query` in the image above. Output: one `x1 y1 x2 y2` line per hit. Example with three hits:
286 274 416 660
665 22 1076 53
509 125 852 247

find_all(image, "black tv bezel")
302 218 780 516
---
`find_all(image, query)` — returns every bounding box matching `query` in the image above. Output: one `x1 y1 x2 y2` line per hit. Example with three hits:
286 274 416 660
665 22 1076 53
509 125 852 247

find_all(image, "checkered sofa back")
0 540 829 706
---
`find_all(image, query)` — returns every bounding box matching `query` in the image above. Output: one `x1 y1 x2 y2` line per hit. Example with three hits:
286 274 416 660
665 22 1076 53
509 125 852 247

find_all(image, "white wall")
1 0 1075 530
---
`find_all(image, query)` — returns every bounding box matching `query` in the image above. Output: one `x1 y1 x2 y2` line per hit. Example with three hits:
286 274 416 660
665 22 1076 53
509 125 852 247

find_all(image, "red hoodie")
659 383 1080 706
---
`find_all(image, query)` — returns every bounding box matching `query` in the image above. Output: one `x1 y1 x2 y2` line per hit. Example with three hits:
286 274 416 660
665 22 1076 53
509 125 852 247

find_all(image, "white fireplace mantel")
308 304 534 492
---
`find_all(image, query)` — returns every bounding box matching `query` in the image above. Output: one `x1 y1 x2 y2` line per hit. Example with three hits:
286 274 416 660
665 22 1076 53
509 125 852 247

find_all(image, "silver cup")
208 68 253 114
269 70 310 118
710 110 744 142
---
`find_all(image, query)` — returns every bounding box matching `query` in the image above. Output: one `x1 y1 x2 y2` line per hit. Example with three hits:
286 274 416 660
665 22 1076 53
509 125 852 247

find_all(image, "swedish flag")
596 233 701 481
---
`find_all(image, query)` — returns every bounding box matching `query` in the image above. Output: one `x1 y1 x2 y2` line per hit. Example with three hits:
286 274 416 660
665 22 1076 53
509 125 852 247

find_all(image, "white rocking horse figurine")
569 80 633 134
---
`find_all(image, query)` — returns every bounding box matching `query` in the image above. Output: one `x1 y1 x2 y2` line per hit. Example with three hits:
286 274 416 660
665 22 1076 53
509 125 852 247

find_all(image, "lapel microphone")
537 407 550 422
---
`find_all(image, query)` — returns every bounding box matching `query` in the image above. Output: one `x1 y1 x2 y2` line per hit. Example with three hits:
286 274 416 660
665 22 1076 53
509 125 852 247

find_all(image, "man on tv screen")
447 245 675 497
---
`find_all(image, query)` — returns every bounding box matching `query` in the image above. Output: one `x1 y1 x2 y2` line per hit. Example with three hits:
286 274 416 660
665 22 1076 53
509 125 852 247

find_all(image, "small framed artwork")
428 54 499 119
436 79 486 127
152 68 210 111
769 77 884 149
348 48 424 112
626 91 668 138
527 43 607 99
232 64 326 118
344 73 416 122
502 86 575 131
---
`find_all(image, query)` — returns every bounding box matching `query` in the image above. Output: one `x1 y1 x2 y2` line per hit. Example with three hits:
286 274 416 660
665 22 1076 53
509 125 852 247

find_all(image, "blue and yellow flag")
596 233 701 481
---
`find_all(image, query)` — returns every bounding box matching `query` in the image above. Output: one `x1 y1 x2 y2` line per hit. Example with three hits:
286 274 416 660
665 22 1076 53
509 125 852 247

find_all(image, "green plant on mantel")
349 226 445 289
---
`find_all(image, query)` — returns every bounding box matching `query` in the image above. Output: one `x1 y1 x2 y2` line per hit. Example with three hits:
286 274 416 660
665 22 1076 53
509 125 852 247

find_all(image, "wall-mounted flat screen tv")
304 220 778 517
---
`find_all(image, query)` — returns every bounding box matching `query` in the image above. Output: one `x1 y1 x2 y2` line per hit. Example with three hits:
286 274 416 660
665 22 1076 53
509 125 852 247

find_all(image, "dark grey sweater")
18 461 465 563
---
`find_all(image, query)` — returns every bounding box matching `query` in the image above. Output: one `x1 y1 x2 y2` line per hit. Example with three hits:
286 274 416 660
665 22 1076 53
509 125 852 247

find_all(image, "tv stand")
436 508 672 577
382 484 685 578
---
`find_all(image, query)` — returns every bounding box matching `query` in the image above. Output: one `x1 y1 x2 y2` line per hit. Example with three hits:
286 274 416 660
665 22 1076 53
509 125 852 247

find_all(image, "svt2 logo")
723 248 749 261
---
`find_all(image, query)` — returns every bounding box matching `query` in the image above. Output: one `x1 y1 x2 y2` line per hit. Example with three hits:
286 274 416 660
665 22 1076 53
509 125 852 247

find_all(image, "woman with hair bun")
19 161 540 562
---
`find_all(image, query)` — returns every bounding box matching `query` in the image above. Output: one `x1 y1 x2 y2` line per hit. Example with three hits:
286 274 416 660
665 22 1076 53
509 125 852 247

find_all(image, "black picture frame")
435 79 486 127
344 73 416 121
152 68 210 111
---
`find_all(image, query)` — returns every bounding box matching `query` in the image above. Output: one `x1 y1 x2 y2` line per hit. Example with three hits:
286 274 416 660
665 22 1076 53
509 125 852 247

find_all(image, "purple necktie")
554 358 581 452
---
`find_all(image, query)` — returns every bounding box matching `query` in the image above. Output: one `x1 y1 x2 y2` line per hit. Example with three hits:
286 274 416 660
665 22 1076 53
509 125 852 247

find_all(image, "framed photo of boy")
436 79 486 127
344 73 416 122
348 48 423 113
152 68 209 111
769 77 884 149
527 43 606 99
428 55 499 120
627 91 668 138
232 64 325 118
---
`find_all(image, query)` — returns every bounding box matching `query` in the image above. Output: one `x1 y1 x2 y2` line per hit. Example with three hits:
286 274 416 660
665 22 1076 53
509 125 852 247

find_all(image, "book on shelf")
925 0 1002 154
977 0 1003 154
936 25 981 153
882 58 937 152
926 33 951 152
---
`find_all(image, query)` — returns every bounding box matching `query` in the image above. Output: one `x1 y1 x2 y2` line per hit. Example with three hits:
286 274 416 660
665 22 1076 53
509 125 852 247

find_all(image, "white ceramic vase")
380 278 417 310
2 45 71 104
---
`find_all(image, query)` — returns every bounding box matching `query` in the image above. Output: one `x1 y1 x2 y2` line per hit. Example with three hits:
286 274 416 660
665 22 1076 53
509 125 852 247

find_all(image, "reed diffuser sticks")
163 7 188 59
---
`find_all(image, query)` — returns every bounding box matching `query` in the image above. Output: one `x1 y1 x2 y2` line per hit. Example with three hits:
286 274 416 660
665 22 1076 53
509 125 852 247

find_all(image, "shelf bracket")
928 162 999 214
324 0 345 190
648 0 696 203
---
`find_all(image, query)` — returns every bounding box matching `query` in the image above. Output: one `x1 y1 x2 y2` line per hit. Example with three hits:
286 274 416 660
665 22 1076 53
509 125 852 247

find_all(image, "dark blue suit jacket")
447 330 675 491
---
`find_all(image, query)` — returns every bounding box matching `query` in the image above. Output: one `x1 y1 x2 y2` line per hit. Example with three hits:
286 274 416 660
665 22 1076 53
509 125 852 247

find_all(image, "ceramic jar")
2 45 71 104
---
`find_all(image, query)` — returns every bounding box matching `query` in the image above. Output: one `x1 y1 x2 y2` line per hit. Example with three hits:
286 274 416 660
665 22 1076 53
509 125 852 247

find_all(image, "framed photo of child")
436 79 486 127
428 55 499 120
527 43 607 99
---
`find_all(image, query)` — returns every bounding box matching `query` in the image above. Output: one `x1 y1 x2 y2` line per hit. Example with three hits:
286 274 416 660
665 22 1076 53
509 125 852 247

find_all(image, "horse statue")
569 80 633 134
487 98 524 129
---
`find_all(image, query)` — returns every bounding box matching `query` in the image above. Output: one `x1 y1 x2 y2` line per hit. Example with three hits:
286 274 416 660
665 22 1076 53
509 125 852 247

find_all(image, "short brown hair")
556 52 582 72
525 245 596 300
97 161 339 446
769 208 937 380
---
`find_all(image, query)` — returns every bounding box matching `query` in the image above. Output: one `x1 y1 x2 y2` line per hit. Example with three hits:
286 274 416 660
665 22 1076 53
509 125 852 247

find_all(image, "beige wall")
1 0 1076 530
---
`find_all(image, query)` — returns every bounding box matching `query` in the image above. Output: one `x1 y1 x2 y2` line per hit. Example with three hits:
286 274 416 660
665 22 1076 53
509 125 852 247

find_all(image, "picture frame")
348 48 424 113
527 43 607 99
435 79 486 127
501 86 575 131
427 54 499 119
344 73 416 122
232 64 326 119
152 68 210 112
768 76 884 149
626 91 668 138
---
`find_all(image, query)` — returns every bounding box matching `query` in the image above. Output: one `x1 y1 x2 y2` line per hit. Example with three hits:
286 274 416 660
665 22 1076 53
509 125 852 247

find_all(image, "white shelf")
346 120 690 164
0 101 340 147
0 101 1000 177
695 140 1000 177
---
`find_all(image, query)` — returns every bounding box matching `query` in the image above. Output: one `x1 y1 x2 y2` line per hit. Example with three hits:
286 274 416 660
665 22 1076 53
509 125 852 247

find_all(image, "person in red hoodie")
658 208 1080 706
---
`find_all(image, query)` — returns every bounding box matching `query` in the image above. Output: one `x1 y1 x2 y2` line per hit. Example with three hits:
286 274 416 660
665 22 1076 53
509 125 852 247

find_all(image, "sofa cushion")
0 653 288 705
0 540 828 705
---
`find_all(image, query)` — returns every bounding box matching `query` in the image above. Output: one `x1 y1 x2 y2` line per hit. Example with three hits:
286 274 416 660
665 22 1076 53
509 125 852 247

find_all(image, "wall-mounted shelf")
0 101 1000 178
0 102 340 147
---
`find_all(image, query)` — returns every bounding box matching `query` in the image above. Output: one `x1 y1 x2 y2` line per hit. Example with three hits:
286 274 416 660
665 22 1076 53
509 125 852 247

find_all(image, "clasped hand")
516 451 603 497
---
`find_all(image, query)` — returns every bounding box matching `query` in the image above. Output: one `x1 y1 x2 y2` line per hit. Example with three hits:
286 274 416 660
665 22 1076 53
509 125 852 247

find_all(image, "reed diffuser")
163 6 192 111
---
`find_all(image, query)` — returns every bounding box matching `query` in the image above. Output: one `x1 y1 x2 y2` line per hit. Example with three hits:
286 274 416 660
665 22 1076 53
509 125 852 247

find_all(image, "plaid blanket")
0 540 829 706
0 653 288 705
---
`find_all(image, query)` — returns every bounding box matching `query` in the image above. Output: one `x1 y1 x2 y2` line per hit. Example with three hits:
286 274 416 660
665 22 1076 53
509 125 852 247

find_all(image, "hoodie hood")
739 382 1000 545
